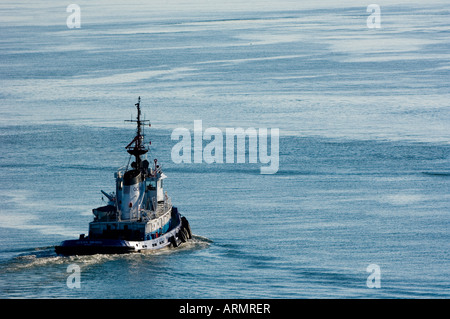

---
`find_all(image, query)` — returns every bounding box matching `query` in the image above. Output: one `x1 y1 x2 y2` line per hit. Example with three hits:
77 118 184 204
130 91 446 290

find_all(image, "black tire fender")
170 236 178 247
181 216 192 239
178 229 187 243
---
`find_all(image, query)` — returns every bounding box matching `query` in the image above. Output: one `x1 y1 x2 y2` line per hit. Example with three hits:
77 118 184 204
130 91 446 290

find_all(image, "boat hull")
55 239 135 255
55 216 191 256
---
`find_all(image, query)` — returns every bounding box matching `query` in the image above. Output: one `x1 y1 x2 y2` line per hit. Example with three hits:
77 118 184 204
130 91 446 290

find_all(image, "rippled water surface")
0 0 449 298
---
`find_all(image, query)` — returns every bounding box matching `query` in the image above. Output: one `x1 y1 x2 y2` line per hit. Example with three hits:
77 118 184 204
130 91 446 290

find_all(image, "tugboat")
55 97 192 255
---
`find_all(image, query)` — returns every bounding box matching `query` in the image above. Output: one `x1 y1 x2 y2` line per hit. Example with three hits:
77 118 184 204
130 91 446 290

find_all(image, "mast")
125 97 150 170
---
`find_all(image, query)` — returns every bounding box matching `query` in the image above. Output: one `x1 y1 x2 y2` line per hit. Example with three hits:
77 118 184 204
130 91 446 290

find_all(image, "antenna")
124 97 150 170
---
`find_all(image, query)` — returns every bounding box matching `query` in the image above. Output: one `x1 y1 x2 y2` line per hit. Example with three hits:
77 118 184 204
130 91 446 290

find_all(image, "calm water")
0 1 449 298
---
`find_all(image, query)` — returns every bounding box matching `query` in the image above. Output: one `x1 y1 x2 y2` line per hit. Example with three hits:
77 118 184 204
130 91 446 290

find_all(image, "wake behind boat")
55 97 192 255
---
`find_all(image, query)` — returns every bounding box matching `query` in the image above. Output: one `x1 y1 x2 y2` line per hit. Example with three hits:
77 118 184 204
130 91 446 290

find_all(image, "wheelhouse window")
147 180 156 190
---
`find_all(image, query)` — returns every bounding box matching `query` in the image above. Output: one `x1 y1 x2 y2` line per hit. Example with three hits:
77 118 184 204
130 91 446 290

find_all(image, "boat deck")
93 198 172 224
